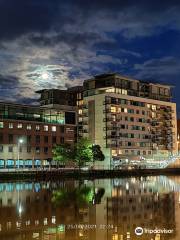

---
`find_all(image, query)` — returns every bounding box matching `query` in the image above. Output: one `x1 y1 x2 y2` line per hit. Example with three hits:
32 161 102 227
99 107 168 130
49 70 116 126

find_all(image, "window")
52 136 56 144
17 123 23 129
78 109 83 114
8 134 13 144
27 146 31 153
60 126 64 133
44 136 48 143
44 125 48 131
60 137 64 144
44 147 48 154
27 135 31 144
35 147 40 154
0 122 3 128
152 105 156 111
8 146 13 152
111 107 116 113
35 135 40 144
9 123 13 129
0 145 3 152
27 124 31 130
52 126 56 132
36 125 40 131
0 133 3 143
112 149 117 156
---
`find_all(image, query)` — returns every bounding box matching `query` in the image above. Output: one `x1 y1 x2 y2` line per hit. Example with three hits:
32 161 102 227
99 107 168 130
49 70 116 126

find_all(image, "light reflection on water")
0 176 180 240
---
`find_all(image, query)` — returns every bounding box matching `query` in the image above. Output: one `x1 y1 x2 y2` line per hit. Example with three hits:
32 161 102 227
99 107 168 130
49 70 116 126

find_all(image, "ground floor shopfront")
0 159 53 169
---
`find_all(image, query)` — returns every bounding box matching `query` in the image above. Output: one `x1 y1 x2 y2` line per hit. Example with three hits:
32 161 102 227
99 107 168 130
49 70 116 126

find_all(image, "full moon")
41 72 49 80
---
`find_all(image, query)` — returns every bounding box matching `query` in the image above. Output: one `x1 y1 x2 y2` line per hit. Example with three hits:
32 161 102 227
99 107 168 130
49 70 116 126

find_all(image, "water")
0 176 180 240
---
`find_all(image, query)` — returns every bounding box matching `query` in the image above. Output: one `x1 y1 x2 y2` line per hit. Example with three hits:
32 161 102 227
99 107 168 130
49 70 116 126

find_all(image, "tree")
75 138 93 168
52 144 74 166
92 144 105 162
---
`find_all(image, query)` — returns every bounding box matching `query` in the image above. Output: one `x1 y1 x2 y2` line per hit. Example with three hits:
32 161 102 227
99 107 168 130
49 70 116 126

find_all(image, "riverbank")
0 168 180 180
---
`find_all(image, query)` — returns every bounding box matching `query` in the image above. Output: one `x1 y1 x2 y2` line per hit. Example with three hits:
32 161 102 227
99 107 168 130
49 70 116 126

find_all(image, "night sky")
0 1 180 114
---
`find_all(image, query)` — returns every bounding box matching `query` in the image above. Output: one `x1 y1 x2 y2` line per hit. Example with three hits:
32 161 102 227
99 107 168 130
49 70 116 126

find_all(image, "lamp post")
17 138 23 170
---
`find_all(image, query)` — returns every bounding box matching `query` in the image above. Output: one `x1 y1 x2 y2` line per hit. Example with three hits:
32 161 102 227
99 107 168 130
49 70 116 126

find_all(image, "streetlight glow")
19 139 23 144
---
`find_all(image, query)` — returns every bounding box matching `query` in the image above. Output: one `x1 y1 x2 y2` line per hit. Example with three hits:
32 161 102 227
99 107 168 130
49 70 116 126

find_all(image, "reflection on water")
0 176 180 240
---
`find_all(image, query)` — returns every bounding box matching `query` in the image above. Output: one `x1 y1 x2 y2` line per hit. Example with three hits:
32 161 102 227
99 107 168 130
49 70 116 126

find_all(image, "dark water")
0 176 180 240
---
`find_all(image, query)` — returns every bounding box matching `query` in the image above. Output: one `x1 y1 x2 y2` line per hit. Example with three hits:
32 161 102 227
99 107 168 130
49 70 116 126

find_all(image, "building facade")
0 102 76 168
82 73 177 168
0 73 178 169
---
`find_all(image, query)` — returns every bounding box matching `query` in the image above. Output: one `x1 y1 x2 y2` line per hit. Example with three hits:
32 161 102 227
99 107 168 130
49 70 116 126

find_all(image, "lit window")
0 122 3 128
118 150 123 154
111 107 116 113
52 216 56 224
78 109 83 114
26 220 30 226
36 125 40 131
52 126 56 132
9 123 13 129
112 149 117 156
35 220 39 225
117 107 121 113
16 222 21 228
44 125 48 131
17 123 23 129
106 88 115 93
122 89 127 95
27 124 31 130
124 108 128 113
152 105 156 110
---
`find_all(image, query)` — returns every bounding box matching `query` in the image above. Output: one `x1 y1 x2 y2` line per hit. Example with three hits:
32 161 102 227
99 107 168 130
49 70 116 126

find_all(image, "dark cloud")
0 0 180 109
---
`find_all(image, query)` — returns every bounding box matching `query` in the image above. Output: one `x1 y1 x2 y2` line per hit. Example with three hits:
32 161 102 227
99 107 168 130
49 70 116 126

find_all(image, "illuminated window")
152 105 156 110
118 150 123 154
117 107 121 113
124 108 128 113
27 124 31 130
78 109 83 114
112 149 117 156
122 89 127 95
26 220 30 226
9 123 13 129
36 125 40 131
52 126 56 132
111 107 116 113
112 115 116 121
16 222 21 228
17 123 22 129
147 104 151 108
0 122 4 128
35 220 39 226
106 88 115 93
44 125 48 131
52 216 56 224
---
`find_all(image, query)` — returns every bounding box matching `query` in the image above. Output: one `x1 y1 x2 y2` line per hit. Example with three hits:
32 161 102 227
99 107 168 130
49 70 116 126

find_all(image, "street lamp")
17 138 23 170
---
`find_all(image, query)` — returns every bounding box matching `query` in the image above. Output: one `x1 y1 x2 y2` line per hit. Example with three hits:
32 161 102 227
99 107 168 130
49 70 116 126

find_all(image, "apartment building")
0 101 76 168
0 73 177 169
82 73 177 168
